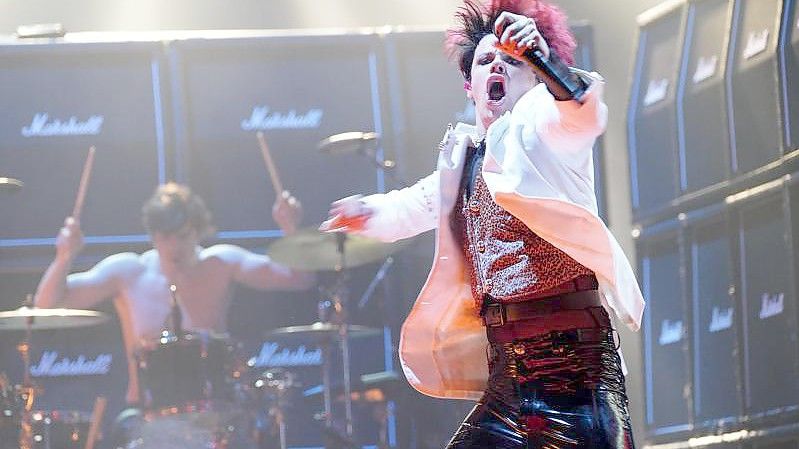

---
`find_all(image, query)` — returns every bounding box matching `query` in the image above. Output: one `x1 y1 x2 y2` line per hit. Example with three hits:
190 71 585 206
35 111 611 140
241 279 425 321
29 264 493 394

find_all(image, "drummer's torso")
114 247 236 346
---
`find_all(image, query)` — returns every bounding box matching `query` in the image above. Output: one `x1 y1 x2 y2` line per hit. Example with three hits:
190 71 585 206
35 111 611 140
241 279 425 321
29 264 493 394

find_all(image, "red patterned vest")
453 150 594 309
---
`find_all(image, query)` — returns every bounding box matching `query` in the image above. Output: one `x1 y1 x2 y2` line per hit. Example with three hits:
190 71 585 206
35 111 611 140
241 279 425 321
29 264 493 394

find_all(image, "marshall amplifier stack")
630 0 799 446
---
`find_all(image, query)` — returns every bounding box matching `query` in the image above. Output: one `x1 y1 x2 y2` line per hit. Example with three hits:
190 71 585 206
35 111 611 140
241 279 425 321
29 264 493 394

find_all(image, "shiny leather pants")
445 307 635 449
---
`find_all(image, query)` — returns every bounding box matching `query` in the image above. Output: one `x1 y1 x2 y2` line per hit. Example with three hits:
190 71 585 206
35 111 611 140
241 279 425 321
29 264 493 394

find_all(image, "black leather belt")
482 290 602 327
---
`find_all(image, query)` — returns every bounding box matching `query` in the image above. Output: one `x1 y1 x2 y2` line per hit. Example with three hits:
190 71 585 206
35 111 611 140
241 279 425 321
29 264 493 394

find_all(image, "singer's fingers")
494 11 515 37
499 19 522 45
511 22 536 46
72 146 96 221
319 215 343 232
517 32 539 49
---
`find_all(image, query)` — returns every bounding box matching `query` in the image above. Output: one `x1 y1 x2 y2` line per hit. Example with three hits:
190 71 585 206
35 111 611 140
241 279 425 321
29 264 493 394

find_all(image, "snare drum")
137 332 237 411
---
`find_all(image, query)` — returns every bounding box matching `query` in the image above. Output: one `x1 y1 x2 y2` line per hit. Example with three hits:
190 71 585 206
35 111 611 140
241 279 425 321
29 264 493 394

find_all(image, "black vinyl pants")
445 307 635 449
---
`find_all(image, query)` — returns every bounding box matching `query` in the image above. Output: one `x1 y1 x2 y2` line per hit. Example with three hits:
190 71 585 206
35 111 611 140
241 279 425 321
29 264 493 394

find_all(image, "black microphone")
523 48 588 102
169 284 183 338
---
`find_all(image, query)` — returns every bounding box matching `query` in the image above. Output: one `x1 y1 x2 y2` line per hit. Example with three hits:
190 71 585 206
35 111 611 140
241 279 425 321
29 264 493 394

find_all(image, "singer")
322 0 644 447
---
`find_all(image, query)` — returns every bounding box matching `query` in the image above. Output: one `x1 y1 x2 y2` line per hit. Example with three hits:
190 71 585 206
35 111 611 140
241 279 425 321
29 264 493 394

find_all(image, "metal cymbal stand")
332 232 354 439
17 296 39 449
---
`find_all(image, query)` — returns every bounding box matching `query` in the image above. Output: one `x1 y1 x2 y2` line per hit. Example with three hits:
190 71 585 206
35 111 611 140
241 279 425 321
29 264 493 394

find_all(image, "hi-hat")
267 228 406 271
0 307 108 331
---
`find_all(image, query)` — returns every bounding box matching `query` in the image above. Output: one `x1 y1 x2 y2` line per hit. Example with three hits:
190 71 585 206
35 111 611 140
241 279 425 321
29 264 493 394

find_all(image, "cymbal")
0 177 23 193
267 228 406 271
303 370 403 401
266 322 381 341
0 307 108 331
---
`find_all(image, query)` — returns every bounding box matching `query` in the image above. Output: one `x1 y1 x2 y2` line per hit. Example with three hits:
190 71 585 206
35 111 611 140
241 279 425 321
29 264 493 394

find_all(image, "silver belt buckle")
483 303 505 327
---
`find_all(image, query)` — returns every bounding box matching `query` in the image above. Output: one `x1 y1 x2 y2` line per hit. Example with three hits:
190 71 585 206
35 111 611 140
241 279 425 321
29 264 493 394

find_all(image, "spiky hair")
445 0 576 81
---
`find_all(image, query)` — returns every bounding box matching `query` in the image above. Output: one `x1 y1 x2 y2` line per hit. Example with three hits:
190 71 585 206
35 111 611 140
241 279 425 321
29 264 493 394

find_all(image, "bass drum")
137 332 239 411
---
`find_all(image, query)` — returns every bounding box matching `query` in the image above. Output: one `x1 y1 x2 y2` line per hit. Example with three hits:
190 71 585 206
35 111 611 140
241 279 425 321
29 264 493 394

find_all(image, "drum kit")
0 228 406 449
0 303 107 449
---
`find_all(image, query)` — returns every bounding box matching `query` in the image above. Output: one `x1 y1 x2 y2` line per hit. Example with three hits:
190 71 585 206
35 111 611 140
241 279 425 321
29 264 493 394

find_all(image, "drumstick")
72 146 96 220
83 396 106 449
256 131 284 196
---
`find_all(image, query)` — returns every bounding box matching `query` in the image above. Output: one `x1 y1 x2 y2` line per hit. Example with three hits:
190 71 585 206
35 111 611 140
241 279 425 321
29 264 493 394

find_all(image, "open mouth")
487 75 506 102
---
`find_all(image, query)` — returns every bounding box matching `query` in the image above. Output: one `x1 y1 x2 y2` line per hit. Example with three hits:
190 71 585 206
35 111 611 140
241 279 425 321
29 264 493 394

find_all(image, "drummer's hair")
142 182 215 239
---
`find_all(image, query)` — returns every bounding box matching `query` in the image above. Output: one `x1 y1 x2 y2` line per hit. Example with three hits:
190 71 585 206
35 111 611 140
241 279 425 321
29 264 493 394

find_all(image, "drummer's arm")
215 244 316 291
35 254 130 310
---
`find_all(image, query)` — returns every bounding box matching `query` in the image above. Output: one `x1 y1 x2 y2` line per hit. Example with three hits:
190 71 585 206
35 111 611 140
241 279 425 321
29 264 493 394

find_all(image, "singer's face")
151 225 199 266
468 34 538 133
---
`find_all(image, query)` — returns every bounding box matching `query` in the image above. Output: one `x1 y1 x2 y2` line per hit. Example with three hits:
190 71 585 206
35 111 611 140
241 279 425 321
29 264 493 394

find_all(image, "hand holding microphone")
493 12 588 102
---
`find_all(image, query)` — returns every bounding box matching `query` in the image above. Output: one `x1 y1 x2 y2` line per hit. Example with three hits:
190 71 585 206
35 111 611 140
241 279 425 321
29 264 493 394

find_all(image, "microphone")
497 42 589 103
169 284 183 339
525 48 588 102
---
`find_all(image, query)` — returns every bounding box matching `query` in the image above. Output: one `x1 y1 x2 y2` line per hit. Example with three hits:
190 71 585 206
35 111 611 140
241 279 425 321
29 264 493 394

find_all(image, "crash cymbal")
0 307 108 331
266 322 381 341
267 228 406 271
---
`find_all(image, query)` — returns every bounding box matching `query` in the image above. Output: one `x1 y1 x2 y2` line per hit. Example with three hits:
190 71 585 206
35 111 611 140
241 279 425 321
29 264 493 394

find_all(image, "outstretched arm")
320 171 440 243
213 244 315 291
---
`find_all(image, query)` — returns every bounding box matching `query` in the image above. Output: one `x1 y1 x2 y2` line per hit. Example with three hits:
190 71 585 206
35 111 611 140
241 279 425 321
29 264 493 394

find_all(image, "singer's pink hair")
445 0 576 81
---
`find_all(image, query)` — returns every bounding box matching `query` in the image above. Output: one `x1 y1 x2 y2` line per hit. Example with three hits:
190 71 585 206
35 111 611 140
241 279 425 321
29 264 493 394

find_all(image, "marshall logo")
708 306 733 333
692 55 718 85
247 342 322 368
29 351 112 377
758 292 784 320
742 29 769 60
21 113 104 137
643 78 669 107
658 319 684 346
240 106 323 131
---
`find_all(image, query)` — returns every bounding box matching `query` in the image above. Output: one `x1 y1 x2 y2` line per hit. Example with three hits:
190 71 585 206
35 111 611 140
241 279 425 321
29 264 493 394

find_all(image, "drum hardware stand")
17 295 39 449
334 232 354 439
316 233 356 448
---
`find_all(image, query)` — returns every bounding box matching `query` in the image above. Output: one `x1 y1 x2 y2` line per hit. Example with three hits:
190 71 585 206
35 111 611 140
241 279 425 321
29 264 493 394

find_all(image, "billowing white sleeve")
355 171 440 242
534 71 608 155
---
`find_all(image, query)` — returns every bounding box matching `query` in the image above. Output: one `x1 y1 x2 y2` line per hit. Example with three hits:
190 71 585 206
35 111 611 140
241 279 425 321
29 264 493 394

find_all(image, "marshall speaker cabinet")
168 33 387 241
677 0 734 193
629 0 688 218
684 203 741 428
638 220 692 437
0 41 167 245
726 0 787 175
731 176 799 420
